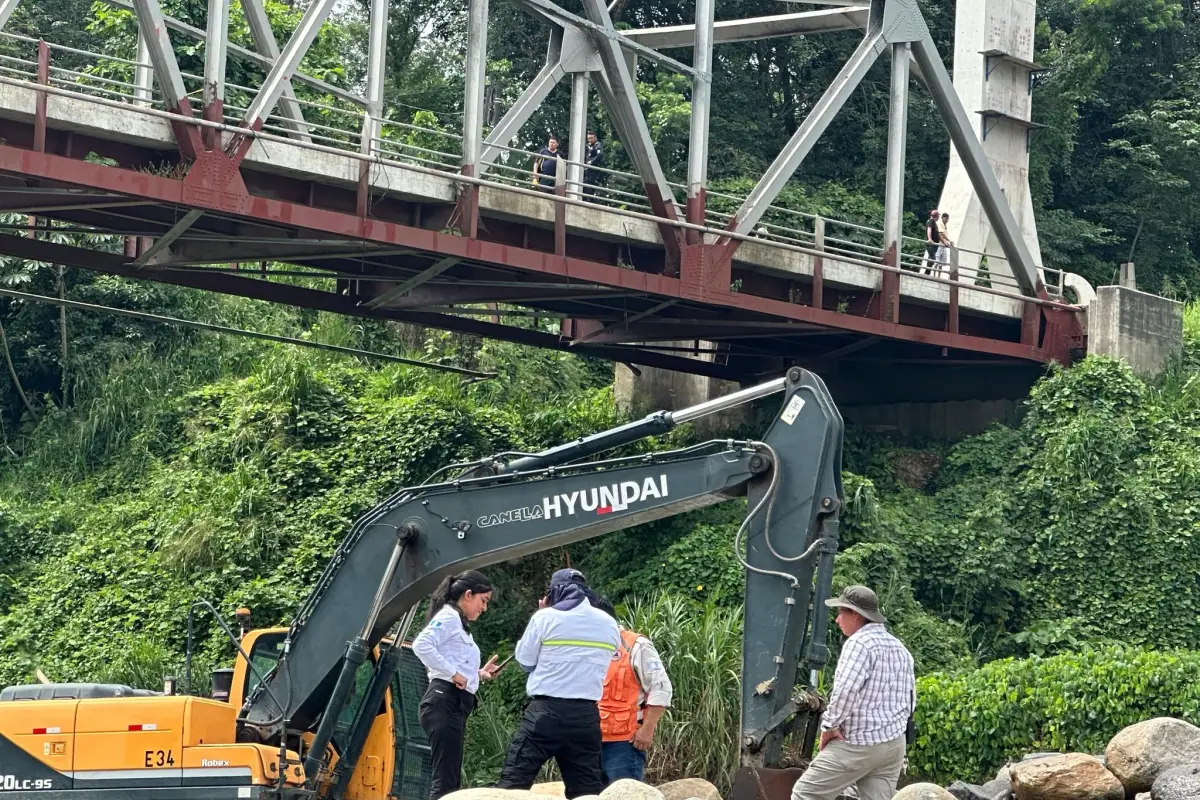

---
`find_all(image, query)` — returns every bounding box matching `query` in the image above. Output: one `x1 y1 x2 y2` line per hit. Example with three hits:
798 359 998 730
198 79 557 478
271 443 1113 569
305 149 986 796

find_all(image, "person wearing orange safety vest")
594 596 674 785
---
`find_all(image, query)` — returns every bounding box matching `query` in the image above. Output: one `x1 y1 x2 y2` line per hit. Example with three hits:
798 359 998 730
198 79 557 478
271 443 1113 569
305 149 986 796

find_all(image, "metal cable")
0 286 496 379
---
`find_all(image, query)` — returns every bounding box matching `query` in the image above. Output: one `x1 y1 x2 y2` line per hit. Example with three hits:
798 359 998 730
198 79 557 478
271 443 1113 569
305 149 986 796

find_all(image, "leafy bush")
912 646 1200 784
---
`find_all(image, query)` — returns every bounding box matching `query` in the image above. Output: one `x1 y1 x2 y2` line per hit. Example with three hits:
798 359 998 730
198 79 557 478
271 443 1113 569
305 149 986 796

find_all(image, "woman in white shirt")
412 570 500 800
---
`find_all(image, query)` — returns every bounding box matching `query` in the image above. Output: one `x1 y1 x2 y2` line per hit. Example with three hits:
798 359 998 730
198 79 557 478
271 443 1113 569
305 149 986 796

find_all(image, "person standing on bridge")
412 571 503 800
790 585 915 800
533 135 561 193
497 568 621 799
921 209 940 274
583 131 607 199
936 212 954 269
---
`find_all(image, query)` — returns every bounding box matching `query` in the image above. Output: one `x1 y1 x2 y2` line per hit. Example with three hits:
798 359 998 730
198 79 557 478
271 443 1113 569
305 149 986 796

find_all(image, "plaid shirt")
823 623 915 746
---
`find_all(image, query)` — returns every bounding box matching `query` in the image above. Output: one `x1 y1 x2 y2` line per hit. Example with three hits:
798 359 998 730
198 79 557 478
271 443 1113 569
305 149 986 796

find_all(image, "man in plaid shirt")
791 585 915 800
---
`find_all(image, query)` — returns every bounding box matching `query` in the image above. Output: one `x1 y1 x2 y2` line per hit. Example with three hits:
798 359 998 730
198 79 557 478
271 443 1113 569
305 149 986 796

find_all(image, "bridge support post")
459 0 489 238
879 40 909 324
203 0 230 149
357 0 388 218
567 72 589 199
133 32 153 107
685 0 715 244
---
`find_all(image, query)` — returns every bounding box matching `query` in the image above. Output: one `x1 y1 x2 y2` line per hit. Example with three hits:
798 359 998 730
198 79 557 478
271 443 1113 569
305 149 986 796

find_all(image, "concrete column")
936 0 1042 286
614 345 743 435
1088 286 1183 380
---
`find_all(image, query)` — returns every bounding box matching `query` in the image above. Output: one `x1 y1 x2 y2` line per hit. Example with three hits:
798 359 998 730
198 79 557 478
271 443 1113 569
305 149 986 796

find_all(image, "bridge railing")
2 32 1081 328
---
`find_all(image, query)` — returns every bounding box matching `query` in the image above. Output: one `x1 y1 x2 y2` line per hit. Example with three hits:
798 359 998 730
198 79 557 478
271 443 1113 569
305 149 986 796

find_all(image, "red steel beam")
0 144 1066 363
0 232 747 381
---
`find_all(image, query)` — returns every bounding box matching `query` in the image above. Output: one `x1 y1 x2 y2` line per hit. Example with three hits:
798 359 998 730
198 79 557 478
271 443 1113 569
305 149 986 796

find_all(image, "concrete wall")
613 343 743 434
843 398 1023 441
1087 285 1184 380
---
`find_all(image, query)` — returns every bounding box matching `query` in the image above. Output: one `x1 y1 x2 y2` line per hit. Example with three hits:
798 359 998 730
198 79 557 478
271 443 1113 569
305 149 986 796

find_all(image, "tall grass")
623 593 743 792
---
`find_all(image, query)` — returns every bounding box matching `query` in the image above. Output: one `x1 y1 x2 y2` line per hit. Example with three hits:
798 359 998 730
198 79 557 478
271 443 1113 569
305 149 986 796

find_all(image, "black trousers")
419 679 477 800
497 696 605 799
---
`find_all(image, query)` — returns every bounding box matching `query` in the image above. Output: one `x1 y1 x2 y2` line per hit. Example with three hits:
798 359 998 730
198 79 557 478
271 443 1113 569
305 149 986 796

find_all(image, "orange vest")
599 629 643 742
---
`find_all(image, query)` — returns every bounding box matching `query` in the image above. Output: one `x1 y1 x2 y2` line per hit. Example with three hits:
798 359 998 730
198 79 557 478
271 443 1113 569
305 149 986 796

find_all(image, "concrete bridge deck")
0 27 1089 402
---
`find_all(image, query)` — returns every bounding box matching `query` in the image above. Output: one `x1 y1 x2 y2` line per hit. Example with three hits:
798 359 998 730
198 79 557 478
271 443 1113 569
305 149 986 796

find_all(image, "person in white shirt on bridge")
497 568 621 799
791 585 916 800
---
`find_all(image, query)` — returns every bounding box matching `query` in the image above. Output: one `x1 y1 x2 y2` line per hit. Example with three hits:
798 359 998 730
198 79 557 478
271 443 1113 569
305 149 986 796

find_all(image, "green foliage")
912 646 1200 784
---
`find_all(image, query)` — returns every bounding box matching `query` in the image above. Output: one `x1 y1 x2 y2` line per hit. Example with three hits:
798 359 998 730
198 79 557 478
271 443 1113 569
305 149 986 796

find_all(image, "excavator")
0 367 845 800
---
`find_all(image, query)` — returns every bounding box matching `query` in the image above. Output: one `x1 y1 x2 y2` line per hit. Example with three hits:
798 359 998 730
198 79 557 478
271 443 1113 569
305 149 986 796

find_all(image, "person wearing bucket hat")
790 585 915 800
496 568 621 798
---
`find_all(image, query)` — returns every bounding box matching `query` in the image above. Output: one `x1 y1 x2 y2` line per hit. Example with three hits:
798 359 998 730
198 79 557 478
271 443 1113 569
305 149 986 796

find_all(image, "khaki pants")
791 735 906 800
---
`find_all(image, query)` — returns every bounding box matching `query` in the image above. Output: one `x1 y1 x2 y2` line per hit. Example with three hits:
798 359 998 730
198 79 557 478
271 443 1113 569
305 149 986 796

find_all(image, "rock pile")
909 716 1200 800
440 718 1200 800
442 777 723 800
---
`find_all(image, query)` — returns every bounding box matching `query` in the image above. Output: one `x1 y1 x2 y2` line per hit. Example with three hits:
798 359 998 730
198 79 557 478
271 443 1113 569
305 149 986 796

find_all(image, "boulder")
1107 718 1200 793
891 784 957 800
1152 764 1200 800
657 779 722 800
441 791 538 800
601 780 665 800
1136 793 1152 800
1009 753 1123 800
947 778 1010 800
532 785 566 798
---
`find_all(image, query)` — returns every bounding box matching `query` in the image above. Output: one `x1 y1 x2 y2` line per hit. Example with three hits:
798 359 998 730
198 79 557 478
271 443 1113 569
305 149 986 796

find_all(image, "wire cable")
0 286 497 379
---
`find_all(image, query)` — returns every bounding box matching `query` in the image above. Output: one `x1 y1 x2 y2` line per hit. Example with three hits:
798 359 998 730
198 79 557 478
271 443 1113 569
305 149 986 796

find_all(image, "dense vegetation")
2 0 1200 791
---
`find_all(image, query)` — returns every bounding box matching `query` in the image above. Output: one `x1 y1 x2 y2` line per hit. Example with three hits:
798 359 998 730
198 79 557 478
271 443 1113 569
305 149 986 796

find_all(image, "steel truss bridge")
0 0 1090 402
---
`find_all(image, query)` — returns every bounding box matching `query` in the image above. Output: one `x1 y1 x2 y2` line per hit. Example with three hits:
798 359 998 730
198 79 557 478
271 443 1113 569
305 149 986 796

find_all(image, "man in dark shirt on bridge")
533 135 560 193
583 131 607 199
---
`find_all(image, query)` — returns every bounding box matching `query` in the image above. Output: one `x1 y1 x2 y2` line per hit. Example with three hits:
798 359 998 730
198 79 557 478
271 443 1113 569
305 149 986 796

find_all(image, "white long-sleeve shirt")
822 623 915 746
412 605 482 694
621 628 673 716
515 600 620 701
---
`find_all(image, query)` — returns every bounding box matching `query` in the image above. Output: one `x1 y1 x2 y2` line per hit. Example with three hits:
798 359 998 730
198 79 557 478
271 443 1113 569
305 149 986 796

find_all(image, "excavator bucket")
731 766 807 800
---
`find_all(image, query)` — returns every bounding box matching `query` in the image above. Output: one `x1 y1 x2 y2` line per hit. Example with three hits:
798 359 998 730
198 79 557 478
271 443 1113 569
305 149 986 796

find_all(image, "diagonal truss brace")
239 0 312 141
478 30 567 175
578 0 682 234
235 0 338 144
511 0 695 76
130 0 204 160
722 0 1043 297
0 0 20 31
724 29 885 241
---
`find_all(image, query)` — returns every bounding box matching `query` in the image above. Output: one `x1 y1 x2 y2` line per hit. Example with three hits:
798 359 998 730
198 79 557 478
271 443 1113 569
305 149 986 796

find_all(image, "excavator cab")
230 628 432 800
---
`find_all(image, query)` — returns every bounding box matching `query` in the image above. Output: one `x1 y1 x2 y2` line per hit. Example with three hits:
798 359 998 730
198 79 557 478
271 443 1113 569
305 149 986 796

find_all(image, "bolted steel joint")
748 453 770 474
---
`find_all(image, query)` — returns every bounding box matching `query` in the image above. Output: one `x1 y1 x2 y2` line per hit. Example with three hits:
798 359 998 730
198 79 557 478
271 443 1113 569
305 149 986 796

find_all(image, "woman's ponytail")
425 570 493 624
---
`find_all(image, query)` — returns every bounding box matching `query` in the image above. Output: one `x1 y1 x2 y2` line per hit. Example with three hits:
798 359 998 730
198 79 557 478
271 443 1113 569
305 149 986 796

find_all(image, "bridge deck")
0 63 1086 399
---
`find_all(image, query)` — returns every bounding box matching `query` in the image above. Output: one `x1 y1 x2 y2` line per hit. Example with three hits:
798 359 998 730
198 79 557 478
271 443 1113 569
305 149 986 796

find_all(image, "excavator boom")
239 367 844 793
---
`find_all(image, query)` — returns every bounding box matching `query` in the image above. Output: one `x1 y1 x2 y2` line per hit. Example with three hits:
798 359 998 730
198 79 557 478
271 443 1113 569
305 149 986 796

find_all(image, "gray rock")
1152 764 1200 800
600 780 664 800
891 784 956 800
1010 753 1123 800
1107 718 1200 793
657 779 721 800
1137 793 1152 800
947 779 1009 800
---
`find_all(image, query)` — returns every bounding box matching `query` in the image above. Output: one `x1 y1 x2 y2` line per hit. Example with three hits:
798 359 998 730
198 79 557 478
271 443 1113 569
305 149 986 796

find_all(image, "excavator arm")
238 367 844 794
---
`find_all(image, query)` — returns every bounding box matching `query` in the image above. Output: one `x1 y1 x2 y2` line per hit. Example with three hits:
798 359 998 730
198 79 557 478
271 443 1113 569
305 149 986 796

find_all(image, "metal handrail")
0 68 1078 312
